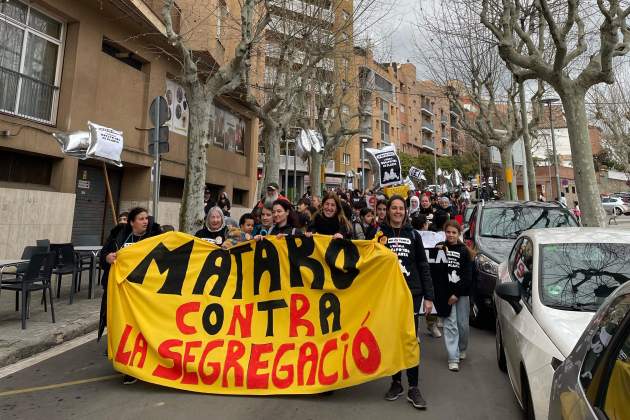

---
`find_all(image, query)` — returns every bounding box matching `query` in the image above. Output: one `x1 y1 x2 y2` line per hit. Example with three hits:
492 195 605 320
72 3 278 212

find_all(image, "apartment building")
330 48 465 190
257 0 355 195
0 0 259 259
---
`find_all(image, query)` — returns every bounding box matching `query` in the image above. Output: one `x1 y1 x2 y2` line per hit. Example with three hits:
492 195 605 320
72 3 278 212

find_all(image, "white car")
494 228 630 420
601 196 630 216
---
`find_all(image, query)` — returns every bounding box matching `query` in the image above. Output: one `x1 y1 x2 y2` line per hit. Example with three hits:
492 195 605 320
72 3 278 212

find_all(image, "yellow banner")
107 232 419 394
383 184 409 198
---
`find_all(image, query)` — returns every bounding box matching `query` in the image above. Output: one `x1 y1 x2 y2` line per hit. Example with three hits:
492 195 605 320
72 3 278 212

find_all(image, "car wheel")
495 318 507 373
615 207 623 216
521 372 535 420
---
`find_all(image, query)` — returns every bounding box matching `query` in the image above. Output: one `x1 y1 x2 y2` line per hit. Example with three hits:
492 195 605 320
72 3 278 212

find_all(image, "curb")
0 318 99 368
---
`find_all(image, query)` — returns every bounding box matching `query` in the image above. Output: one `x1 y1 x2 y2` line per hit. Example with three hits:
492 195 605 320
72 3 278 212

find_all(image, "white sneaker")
459 351 467 360
430 324 442 338
448 362 459 372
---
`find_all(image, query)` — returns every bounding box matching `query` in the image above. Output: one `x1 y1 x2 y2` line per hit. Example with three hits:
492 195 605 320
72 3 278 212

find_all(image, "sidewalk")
0 273 102 368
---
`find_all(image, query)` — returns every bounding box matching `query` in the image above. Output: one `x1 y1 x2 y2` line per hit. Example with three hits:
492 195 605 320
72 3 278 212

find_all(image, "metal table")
74 246 102 299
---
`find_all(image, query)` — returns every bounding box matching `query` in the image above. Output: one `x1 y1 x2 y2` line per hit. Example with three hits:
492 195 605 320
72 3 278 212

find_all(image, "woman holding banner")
99 206 162 385
268 199 301 236
306 193 352 239
377 195 434 410
195 206 228 245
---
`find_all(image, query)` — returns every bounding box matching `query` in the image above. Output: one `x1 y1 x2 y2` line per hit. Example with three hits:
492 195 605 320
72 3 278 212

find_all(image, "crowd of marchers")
97 181 479 410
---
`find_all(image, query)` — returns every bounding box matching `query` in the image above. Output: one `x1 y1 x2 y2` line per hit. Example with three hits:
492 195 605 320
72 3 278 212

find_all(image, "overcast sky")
367 0 436 78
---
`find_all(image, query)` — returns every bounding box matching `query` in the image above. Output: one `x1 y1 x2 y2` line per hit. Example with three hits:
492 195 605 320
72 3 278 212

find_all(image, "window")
102 38 145 71
342 153 351 165
341 105 349 114
0 0 64 123
160 176 184 199
232 188 248 206
342 10 351 21
401 105 405 113
511 238 534 305
579 294 630 415
0 149 53 185
540 243 630 311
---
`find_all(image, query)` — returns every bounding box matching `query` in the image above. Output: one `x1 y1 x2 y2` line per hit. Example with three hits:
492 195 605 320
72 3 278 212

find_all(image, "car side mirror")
496 282 522 314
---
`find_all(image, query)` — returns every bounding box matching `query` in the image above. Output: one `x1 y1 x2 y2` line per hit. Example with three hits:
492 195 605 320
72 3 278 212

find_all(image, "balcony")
421 99 433 115
269 0 334 23
422 138 435 150
441 133 449 141
441 113 448 124
421 121 434 133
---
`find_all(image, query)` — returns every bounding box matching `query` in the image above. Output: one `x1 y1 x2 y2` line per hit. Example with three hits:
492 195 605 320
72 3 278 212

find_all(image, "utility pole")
518 83 531 200
542 97 562 201
361 138 367 191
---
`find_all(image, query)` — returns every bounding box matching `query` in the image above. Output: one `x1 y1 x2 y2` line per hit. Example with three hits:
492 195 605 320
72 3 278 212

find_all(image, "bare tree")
245 0 383 191
161 0 270 233
478 0 630 226
591 70 630 173
417 4 543 198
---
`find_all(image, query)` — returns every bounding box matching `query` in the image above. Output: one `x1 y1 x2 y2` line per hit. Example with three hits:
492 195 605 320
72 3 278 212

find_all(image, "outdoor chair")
50 243 80 304
1 246 48 310
0 252 56 329
36 239 51 251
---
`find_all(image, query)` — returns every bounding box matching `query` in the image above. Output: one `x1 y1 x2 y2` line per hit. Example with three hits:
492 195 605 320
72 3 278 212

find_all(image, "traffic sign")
149 96 170 127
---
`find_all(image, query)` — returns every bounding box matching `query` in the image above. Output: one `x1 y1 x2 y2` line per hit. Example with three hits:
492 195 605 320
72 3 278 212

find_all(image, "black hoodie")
99 221 163 288
432 241 472 316
378 223 434 300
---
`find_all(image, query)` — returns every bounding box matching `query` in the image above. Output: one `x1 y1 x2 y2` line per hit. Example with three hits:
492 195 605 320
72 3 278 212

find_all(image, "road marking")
0 374 120 397
0 331 99 379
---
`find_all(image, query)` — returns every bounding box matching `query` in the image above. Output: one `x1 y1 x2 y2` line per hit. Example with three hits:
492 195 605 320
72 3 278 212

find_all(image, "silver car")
601 196 630 216
548 281 630 420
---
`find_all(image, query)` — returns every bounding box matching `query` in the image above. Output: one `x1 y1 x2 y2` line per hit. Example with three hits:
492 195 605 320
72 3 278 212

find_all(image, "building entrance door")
71 164 121 246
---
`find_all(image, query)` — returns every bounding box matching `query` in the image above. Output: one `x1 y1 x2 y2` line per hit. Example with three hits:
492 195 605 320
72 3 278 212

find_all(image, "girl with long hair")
307 193 352 239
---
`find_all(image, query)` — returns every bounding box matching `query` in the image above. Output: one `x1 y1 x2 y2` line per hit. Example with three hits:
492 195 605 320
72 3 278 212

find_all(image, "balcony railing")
422 138 435 150
441 113 448 124
421 121 434 133
421 99 433 115
0 66 58 123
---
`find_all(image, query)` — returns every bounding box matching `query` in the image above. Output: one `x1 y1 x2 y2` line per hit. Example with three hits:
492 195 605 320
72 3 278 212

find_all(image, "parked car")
494 228 630 420
548 281 630 420
464 201 578 327
601 196 630 216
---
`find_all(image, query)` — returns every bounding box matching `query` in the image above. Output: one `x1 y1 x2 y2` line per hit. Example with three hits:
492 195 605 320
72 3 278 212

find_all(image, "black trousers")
392 294 422 387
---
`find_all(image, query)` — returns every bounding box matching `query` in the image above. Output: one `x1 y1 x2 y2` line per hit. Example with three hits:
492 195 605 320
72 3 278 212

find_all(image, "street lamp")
361 138 368 191
541 97 562 201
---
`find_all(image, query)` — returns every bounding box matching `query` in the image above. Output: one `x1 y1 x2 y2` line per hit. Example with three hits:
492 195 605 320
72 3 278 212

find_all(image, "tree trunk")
262 123 281 188
179 94 212 234
500 144 516 200
523 135 537 200
560 89 606 227
518 82 537 200
309 151 323 196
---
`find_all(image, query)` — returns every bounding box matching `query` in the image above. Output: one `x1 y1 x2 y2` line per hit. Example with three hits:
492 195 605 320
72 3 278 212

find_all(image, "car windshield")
540 243 630 311
480 207 577 239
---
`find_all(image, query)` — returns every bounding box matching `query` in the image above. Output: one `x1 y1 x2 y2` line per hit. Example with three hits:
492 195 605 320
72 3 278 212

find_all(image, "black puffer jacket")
378 223 434 300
